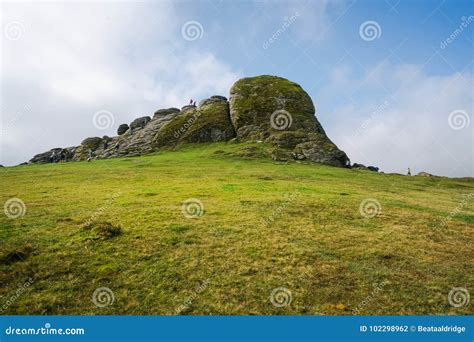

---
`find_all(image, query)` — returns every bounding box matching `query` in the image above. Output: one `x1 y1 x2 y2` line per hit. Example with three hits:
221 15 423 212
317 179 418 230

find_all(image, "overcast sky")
1 0 472 176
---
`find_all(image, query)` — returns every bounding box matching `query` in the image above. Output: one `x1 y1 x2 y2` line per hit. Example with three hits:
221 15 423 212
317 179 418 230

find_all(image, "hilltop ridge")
29 75 350 168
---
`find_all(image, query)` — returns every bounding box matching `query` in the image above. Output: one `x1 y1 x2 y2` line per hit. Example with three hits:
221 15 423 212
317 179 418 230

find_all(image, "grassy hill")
1 142 473 315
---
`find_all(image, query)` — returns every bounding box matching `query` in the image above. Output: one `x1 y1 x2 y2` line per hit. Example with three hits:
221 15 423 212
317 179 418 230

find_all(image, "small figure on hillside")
189 99 193 105
114 143 120 151
407 167 411 176
193 100 196 106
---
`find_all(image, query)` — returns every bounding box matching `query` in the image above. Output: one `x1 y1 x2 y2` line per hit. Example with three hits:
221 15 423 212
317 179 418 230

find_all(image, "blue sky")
1 0 473 176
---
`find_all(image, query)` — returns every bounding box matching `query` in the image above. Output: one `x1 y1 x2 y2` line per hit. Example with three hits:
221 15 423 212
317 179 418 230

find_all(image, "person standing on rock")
189 99 193 105
407 168 411 176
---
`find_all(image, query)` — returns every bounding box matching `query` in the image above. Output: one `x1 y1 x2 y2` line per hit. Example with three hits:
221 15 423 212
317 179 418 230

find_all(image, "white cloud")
0 1 240 165
323 62 473 177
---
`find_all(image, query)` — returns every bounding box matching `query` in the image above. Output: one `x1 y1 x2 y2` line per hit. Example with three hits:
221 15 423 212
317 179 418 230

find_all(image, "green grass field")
1 142 473 315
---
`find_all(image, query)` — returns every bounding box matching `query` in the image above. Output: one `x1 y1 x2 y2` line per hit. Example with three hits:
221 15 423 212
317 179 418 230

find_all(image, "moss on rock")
153 97 235 147
229 75 350 167
229 75 325 137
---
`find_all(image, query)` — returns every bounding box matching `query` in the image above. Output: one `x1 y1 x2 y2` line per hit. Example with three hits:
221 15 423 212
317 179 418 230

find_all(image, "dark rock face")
29 148 62 163
229 75 350 167
117 124 129 135
352 163 367 169
29 147 76 164
28 75 351 168
154 108 180 118
130 116 151 130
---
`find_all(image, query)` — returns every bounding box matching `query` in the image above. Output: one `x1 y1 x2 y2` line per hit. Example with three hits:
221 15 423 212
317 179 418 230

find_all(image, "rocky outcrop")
129 116 151 130
117 124 129 135
72 110 180 161
29 147 76 163
154 108 180 118
229 75 350 167
352 163 379 172
153 97 235 147
28 75 351 168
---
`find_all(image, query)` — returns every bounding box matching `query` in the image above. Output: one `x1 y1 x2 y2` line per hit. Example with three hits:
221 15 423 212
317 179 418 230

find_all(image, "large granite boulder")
229 75 349 167
153 96 235 147
72 137 103 160
154 108 180 118
117 124 129 135
129 116 151 130
29 147 76 164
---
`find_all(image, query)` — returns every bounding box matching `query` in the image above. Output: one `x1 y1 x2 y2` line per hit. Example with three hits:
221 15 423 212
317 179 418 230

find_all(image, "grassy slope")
0 142 473 315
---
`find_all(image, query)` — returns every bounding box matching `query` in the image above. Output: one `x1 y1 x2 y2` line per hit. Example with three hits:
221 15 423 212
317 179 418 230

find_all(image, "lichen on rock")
153 96 235 147
28 75 350 168
229 75 349 167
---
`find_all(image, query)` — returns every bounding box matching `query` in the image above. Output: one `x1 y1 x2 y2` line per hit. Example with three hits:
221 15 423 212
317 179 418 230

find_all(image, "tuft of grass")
1 243 33 265
83 222 123 240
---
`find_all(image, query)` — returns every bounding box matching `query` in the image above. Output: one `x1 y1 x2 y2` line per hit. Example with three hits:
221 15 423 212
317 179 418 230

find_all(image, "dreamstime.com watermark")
352 280 389 314
181 21 204 41
4 323 85 336
4 21 25 40
262 12 300 49
448 287 470 308
4 197 26 219
93 109 115 130
173 111 202 139
261 190 300 227
270 109 293 130
181 198 204 218
81 192 122 228
438 193 473 228
2 104 31 132
270 287 292 308
448 109 470 130
359 21 381 41
351 100 390 140
359 198 382 218
92 287 115 308
175 279 210 314
440 16 474 50
0 277 34 313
